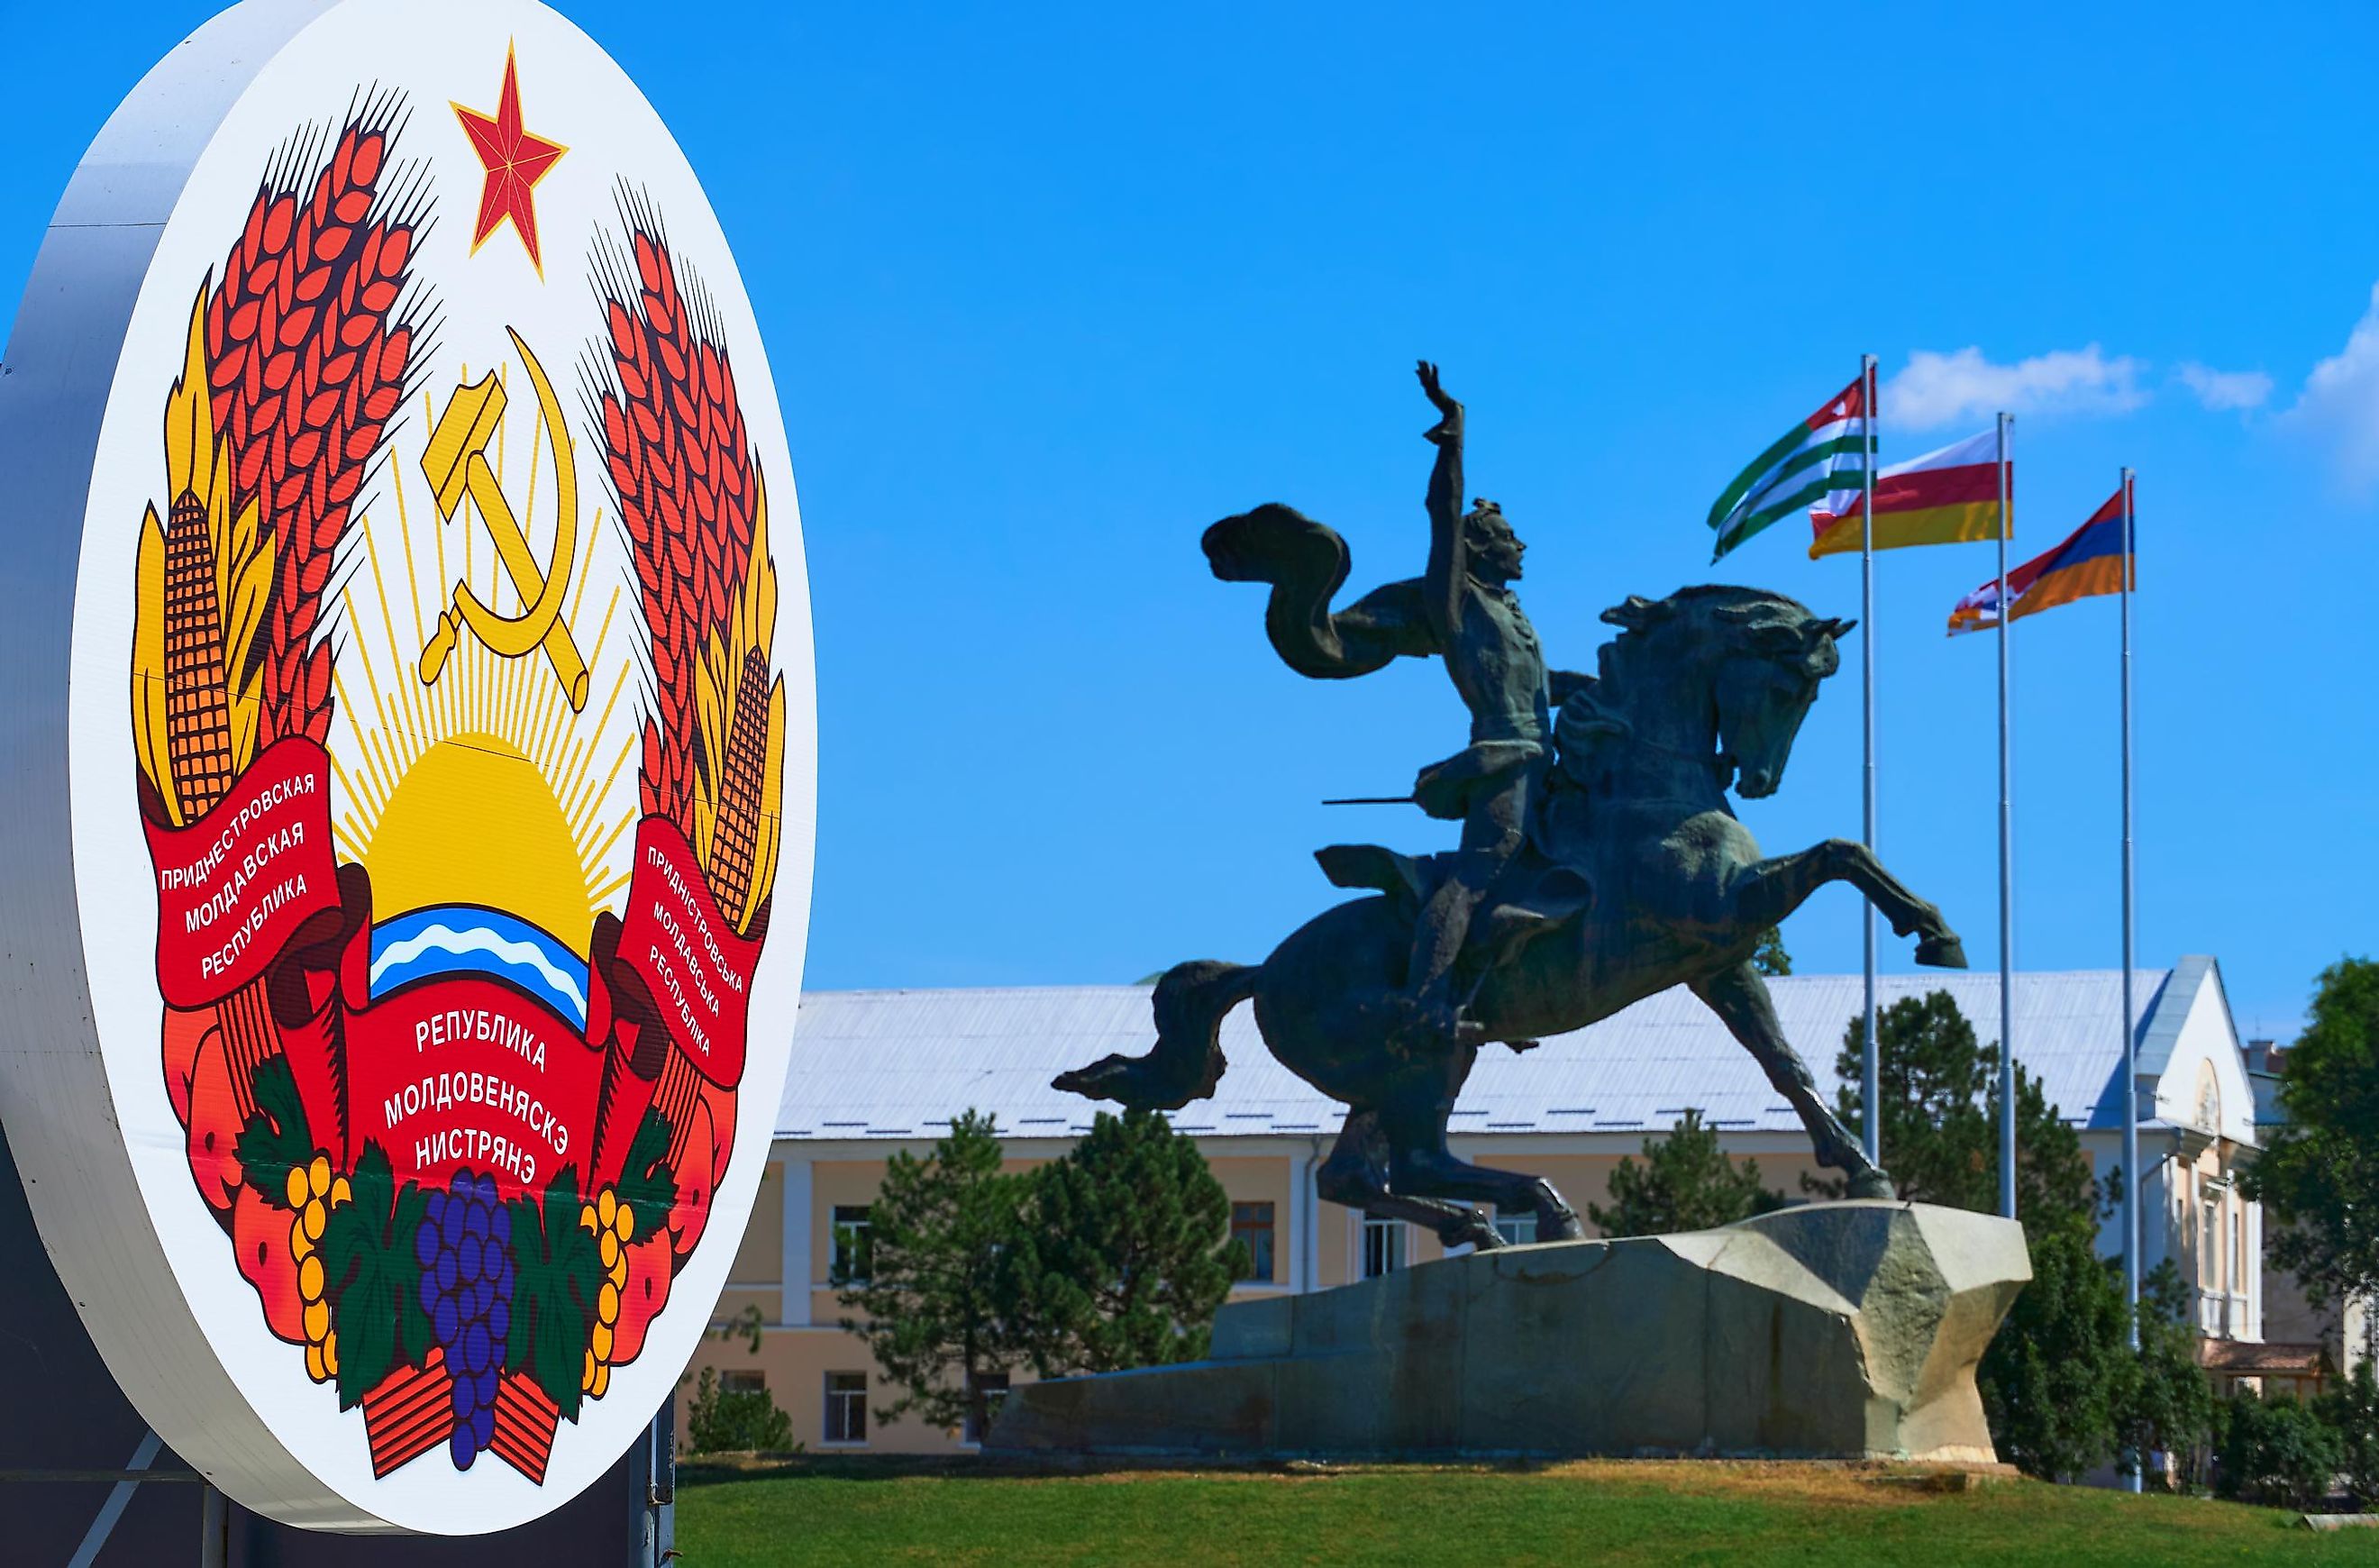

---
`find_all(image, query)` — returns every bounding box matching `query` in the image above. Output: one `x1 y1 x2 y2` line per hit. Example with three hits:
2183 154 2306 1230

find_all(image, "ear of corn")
690 473 780 934
134 290 274 823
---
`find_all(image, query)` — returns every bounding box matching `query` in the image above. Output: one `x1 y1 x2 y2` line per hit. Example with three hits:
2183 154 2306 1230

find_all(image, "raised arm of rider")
1417 360 1465 643
1548 670 1593 707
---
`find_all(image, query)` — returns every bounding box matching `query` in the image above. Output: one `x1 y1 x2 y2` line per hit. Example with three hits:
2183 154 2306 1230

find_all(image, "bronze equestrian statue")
1055 364 1968 1251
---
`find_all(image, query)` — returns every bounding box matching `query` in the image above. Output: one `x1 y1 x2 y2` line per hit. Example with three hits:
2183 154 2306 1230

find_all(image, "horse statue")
1054 366 1967 1252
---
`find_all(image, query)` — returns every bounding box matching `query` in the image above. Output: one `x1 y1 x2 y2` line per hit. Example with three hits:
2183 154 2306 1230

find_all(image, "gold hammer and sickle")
415 325 589 710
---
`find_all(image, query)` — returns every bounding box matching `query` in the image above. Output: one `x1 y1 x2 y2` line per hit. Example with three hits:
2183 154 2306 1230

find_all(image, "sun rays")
332 359 639 953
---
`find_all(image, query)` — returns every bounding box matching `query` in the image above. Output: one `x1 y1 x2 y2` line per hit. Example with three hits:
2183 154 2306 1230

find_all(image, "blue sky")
5 1 2374 1044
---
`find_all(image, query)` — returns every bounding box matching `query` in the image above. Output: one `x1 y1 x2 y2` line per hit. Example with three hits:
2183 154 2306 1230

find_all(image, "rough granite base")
985 1200 2029 1463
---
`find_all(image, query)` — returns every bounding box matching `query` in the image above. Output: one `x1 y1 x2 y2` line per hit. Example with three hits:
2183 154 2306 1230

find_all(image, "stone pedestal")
986 1201 2028 1463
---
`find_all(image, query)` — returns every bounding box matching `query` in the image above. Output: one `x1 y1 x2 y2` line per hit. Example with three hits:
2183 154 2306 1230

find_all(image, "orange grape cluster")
287 1153 351 1382
579 1187 636 1399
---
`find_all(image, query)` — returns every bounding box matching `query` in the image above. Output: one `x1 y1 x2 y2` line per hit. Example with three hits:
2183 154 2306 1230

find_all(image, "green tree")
1752 927 1791 978
2117 1260 2217 1491
2216 1389 2343 1509
1809 990 2097 1230
1586 1109 1785 1237
1012 1108 1247 1375
684 1365 796 1453
1978 1222 2128 1481
680 1305 797 1454
835 1108 1032 1438
2241 958 2379 1313
2317 1362 2379 1508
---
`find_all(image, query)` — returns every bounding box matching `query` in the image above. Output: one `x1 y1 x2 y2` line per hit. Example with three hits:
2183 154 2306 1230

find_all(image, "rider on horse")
1399 361 1564 1048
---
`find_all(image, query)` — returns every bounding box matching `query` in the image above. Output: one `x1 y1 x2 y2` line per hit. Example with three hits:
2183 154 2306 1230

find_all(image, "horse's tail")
1052 960 1257 1110
1202 505 1434 679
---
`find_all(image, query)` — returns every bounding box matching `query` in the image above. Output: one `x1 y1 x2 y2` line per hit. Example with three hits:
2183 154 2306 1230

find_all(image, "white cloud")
1882 345 2149 431
2284 284 2379 488
2176 362 2273 412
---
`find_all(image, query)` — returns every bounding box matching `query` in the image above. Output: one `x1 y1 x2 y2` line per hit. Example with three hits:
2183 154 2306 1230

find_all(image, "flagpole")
1997 413 2017 1221
1860 355 1881 1169
2120 465 2142 1491
2120 472 2140 1321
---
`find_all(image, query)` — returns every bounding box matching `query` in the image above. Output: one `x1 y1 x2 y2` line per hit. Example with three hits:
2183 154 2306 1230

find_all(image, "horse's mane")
1553 585 1827 777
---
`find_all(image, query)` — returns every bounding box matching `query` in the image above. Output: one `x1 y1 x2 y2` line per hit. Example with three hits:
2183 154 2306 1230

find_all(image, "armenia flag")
1946 485 2132 635
1707 374 1868 561
1809 427 2002 558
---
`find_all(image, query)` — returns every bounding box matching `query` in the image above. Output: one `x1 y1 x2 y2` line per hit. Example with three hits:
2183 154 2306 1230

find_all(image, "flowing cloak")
1201 504 1436 679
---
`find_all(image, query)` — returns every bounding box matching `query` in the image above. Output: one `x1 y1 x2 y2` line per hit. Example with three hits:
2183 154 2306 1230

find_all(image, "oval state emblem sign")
0 0 816 1533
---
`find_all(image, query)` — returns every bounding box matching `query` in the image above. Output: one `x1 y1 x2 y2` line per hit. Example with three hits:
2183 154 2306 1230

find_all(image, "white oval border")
0 0 816 1534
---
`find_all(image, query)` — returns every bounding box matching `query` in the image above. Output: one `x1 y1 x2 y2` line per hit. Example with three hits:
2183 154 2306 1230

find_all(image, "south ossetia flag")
1809 426 2005 558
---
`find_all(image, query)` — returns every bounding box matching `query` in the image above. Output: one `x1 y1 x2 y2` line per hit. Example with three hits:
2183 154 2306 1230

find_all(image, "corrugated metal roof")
781 967 2190 1142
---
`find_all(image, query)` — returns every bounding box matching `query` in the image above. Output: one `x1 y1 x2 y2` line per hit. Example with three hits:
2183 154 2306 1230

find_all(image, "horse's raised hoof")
1915 934 1968 970
1847 1170 1896 1201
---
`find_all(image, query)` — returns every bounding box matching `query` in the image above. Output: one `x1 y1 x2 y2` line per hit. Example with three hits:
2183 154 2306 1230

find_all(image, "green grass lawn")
675 1455 2379 1567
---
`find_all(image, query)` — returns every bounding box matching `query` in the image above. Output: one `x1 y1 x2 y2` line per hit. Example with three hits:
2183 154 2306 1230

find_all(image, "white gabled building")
686 958 2299 1453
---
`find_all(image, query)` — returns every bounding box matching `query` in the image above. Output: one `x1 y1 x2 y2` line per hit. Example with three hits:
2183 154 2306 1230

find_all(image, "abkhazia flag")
1707 374 1869 561
1947 485 2133 635
1809 427 2003 558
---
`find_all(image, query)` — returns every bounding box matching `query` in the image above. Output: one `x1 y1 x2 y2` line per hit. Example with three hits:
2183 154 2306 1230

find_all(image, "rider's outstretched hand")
1417 360 1462 443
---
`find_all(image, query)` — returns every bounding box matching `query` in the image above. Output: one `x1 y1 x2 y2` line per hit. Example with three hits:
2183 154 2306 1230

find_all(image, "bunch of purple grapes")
413 1168 516 1468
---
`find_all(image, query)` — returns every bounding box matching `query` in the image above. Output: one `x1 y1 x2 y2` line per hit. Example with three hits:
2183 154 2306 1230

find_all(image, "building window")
830 1205 873 1285
2232 1206 2246 1299
1493 1210 1537 1247
824 1372 868 1444
1363 1217 1405 1279
720 1369 766 1395
1232 1202 1276 1282
2201 1199 2220 1294
963 1372 1011 1444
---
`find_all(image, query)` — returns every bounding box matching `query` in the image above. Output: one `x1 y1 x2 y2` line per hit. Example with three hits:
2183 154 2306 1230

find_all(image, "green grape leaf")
322 1142 429 1410
234 1056 314 1208
614 1108 679 1235
506 1165 601 1420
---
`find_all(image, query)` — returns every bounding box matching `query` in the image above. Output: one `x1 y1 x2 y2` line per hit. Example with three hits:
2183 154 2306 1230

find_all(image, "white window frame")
1363 1216 1406 1279
1231 1200 1278 1283
829 1205 873 1286
823 1371 869 1446
1491 1209 1538 1247
962 1372 1012 1445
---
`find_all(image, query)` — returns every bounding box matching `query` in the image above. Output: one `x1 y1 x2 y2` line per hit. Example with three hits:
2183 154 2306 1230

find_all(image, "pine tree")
1752 927 1791 977
1809 989 2096 1230
1586 1109 1784 1237
1011 1109 1246 1375
834 1109 1032 1437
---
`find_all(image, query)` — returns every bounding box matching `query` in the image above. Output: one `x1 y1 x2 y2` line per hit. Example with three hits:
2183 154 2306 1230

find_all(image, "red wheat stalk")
205 119 417 747
595 231 758 834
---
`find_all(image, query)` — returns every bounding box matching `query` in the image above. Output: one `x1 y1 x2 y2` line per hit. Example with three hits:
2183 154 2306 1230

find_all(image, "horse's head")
1599 588 1854 799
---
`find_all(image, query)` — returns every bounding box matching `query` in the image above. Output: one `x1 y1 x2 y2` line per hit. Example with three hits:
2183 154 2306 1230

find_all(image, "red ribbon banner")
144 737 342 1009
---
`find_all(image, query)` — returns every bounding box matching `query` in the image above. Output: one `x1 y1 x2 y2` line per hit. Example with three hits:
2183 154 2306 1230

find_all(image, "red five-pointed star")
452 45 567 273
